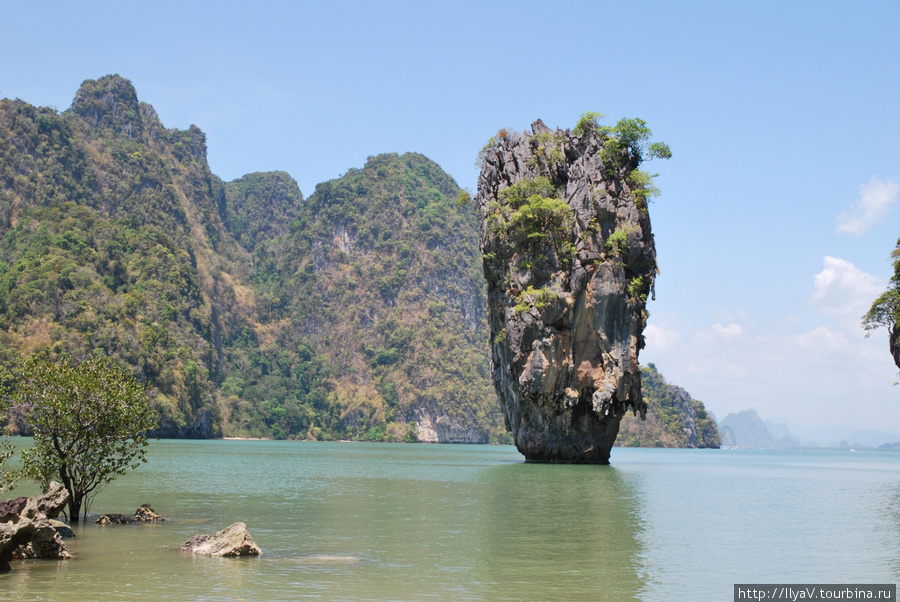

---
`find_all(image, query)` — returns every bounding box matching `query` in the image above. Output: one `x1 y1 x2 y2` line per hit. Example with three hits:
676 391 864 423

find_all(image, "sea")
2 440 898 601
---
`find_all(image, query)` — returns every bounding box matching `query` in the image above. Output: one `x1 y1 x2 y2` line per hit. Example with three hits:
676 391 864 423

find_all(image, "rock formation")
180 522 261 557
475 119 659 463
95 503 166 525
0 482 73 570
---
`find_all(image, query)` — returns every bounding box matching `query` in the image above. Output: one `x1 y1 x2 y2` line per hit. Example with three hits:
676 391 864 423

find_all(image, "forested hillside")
218 153 504 442
0 76 235 436
1 75 712 447
617 364 720 448
0 75 504 442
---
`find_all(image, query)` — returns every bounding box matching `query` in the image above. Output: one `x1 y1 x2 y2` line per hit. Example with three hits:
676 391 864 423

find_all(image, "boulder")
95 503 166 525
0 497 27 523
35 482 69 519
48 519 75 538
0 483 70 523
133 503 165 522
0 483 72 570
180 522 261 557
9 535 74 561
95 513 134 525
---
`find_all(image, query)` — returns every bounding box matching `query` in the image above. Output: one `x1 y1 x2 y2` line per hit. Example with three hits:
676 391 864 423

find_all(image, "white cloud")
794 326 846 349
812 256 884 326
641 296 898 429
644 323 682 352
835 175 900 235
640 258 897 431
712 323 744 337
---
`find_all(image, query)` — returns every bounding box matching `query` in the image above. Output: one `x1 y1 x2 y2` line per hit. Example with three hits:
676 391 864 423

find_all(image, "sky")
2 0 899 435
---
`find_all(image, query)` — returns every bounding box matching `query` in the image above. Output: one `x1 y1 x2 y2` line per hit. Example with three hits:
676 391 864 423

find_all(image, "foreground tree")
863 238 900 371
13 357 157 522
0 440 16 493
0 395 19 494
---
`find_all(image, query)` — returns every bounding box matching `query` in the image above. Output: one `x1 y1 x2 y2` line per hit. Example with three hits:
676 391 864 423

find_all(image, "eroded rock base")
515 407 624 464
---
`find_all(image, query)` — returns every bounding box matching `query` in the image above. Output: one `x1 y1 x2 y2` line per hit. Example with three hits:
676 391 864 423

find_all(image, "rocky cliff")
0 75 235 437
617 364 720 448
474 117 663 463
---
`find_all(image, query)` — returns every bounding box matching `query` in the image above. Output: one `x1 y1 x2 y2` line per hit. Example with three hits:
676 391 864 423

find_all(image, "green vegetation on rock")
575 111 671 209
263 152 504 442
617 364 720 448
0 434 15 493
0 79 226 437
484 176 575 275
863 237 900 371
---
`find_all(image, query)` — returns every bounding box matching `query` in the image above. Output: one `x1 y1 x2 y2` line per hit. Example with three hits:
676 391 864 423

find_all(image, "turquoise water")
2 441 899 600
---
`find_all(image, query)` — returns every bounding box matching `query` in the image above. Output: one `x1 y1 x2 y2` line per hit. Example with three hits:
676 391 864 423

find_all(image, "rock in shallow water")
95 503 166 525
180 522 261 557
0 482 73 570
475 119 657 464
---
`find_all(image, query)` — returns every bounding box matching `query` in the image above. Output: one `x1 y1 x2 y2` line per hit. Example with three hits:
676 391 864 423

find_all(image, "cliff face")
617 364 720 448
889 327 900 371
475 119 657 463
270 153 504 443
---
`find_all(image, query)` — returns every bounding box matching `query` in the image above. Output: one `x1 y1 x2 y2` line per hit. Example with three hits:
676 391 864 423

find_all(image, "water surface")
2 441 898 600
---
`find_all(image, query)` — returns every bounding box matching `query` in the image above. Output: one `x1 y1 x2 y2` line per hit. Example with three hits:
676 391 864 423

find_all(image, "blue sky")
3 0 899 434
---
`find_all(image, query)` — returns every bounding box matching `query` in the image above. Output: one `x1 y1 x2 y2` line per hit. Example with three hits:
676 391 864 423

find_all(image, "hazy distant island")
0 75 714 450
717 408 900 450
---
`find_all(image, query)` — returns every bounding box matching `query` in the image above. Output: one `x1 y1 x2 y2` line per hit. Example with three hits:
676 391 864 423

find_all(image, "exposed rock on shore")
180 522 261 557
474 118 659 463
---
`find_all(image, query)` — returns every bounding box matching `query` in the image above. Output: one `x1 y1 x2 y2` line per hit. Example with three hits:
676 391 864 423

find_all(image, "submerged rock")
95 503 166 525
475 118 660 464
48 519 75 539
180 522 261 557
95 513 134 525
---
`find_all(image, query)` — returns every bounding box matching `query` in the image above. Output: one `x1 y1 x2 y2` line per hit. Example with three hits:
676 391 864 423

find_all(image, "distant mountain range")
718 409 900 450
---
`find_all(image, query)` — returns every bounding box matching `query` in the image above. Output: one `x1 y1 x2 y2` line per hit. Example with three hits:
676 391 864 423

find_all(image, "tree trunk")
67 495 83 525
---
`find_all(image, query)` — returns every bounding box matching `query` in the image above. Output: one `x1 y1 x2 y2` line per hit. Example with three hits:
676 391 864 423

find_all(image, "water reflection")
476 462 645 600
